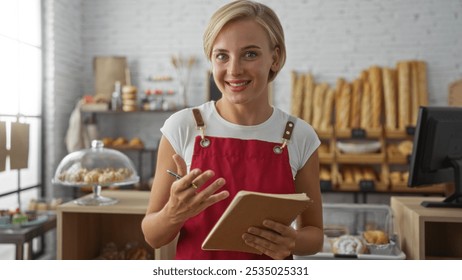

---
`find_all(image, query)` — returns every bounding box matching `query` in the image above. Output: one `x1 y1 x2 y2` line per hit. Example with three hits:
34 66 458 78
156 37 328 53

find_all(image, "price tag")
406 126 416 136
359 180 375 192
351 128 367 139
320 180 333 192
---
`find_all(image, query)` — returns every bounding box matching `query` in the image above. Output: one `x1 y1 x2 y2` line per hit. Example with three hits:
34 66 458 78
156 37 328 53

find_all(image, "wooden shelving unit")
317 127 447 196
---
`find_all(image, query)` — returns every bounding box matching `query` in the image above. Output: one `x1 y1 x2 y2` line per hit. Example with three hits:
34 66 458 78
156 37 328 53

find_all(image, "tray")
0 215 48 229
294 203 406 260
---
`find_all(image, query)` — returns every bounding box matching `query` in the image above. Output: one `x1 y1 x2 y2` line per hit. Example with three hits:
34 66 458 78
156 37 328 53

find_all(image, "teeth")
229 81 248 87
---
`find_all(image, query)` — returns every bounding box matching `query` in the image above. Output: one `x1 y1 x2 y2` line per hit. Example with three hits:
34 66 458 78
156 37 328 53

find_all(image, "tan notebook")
201 190 311 254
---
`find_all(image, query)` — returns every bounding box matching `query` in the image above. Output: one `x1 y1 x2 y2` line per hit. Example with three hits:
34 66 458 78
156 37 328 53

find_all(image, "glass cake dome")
52 140 139 206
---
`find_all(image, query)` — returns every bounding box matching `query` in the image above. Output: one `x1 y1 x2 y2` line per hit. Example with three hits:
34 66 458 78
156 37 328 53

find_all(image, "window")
0 0 42 211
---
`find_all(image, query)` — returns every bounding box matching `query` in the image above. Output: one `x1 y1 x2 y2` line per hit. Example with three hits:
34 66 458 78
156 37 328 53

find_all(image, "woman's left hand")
242 219 297 260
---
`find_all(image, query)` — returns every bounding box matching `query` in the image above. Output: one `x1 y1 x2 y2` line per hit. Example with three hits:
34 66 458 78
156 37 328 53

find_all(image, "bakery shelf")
336 151 385 164
385 128 415 139
316 128 334 139
335 128 382 139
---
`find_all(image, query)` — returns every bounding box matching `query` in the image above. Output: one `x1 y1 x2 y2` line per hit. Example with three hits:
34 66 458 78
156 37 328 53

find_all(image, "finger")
172 169 202 192
242 233 290 260
262 220 294 236
172 154 187 176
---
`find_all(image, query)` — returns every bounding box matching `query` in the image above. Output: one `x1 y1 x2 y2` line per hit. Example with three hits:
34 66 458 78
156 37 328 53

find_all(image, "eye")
215 53 228 61
244 51 258 59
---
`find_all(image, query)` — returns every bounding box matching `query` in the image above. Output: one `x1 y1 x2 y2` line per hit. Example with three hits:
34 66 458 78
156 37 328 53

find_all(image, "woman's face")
211 19 279 106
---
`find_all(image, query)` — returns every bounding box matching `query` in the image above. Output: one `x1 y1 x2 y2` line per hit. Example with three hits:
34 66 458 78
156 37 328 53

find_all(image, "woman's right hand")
164 154 229 224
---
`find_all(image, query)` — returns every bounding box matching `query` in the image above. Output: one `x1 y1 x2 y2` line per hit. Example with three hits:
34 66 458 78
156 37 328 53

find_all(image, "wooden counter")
57 190 176 259
390 196 462 259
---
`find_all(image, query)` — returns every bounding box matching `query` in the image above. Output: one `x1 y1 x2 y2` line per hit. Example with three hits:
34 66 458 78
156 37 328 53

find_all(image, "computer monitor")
408 106 462 208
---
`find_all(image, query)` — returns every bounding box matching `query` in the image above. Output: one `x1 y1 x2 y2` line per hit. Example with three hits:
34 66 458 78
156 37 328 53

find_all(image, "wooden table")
391 196 462 259
0 213 57 260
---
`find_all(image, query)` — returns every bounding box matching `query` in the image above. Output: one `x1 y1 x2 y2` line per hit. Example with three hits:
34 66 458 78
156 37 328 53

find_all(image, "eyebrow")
212 45 262 53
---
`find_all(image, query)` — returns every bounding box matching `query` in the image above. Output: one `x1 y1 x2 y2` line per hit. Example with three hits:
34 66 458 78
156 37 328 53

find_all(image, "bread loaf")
291 71 304 118
350 79 362 128
415 61 428 107
337 83 351 129
397 61 411 130
312 83 328 130
382 68 397 130
360 82 373 129
335 78 345 129
368 66 383 128
410 61 420 125
320 88 335 131
302 73 315 123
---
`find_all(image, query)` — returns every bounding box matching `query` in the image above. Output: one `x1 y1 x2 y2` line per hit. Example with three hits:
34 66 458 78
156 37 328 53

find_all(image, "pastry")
363 230 389 245
112 137 127 146
129 137 144 147
332 235 367 255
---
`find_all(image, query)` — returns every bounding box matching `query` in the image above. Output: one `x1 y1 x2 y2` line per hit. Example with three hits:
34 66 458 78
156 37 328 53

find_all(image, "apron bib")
175 109 296 260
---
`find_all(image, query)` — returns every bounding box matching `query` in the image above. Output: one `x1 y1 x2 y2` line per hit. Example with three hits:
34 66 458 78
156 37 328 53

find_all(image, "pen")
167 169 182 180
167 169 199 189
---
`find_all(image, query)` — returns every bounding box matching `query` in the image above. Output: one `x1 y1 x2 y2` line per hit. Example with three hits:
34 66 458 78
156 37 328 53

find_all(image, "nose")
229 57 243 76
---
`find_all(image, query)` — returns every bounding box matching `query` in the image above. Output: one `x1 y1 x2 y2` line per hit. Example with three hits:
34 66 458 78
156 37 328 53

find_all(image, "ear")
271 47 281 72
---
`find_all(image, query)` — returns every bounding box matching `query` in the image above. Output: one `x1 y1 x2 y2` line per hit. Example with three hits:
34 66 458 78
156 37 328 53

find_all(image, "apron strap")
192 108 210 147
274 116 297 154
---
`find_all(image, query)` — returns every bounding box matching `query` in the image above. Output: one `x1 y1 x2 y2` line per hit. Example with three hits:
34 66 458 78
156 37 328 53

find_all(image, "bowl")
337 140 381 154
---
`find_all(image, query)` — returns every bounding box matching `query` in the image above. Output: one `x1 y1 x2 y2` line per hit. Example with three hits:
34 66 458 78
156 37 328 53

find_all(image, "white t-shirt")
160 101 320 177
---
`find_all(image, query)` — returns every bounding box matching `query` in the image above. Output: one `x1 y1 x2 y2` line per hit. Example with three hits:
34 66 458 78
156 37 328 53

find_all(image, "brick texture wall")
44 0 462 196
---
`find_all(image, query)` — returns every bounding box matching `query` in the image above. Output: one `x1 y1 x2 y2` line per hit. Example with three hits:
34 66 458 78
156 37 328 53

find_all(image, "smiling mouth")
227 81 251 87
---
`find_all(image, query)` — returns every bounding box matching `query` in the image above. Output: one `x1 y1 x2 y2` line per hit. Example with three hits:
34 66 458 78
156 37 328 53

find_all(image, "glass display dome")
52 140 139 206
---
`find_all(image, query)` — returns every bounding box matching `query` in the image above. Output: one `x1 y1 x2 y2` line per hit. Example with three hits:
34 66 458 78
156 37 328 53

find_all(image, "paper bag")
10 122 29 170
0 121 6 171
94 56 127 100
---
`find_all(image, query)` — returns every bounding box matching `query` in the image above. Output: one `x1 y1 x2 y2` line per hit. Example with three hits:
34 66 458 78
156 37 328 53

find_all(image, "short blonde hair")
203 0 286 81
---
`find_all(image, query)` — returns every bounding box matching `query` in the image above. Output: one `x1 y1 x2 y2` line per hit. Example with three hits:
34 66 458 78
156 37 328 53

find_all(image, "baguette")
291 71 304 118
312 83 329 130
350 79 363 128
368 66 383 128
360 82 373 129
337 83 351 129
302 73 315 123
415 61 428 106
410 61 420 125
382 68 397 130
335 78 346 129
320 88 335 131
397 61 411 130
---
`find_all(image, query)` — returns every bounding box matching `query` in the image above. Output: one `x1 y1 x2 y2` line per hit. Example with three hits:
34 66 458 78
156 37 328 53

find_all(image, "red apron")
175 109 296 260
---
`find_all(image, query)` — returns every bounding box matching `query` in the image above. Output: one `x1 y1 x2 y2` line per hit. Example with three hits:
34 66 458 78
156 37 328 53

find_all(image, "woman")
141 0 323 260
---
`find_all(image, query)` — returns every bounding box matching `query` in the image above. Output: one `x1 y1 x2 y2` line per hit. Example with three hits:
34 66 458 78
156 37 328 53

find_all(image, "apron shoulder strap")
282 116 297 142
192 108 205 128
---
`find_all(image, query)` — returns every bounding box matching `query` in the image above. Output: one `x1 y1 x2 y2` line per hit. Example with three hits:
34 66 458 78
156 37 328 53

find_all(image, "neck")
215 99 273 126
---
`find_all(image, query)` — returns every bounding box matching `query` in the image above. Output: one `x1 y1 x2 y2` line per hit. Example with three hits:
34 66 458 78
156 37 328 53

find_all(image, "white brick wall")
44 0 462 194
80 0 462 109
43 0 83 197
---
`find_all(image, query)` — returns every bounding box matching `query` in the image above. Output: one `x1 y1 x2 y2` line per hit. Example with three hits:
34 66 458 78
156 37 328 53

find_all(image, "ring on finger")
190 182 198 189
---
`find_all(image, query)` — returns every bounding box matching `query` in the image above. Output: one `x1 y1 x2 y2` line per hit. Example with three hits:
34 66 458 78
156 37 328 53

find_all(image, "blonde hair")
203 0 286 81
